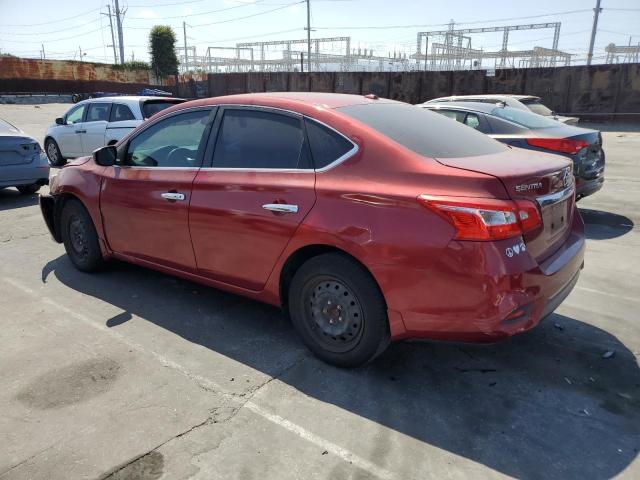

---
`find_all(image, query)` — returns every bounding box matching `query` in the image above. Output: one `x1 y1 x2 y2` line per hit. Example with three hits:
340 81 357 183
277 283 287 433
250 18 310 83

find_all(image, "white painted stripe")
244 401 397 480
2 277 228 395
2 277 396 480
575 285 639 304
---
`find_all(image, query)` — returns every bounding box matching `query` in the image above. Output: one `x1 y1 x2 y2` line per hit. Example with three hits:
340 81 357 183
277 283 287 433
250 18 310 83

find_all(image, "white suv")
44 96 183 166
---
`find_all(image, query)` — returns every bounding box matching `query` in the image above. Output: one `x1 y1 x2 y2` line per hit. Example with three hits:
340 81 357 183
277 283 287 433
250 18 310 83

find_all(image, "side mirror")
93 145 117 167
55 117 65 125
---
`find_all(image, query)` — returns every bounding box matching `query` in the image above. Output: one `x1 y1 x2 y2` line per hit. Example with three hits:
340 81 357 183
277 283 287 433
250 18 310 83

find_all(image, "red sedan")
40 93 585 367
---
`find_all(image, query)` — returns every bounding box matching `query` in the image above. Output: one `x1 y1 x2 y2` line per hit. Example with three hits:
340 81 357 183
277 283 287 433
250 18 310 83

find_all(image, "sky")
0 0 639 67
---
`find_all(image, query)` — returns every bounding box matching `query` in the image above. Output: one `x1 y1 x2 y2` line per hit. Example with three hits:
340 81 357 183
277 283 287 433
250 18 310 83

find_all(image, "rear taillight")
417 195 542 241
526 138 589 155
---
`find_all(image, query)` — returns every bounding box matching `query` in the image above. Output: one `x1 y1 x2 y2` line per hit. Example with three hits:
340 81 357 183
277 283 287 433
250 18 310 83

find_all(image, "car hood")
65 156 92 167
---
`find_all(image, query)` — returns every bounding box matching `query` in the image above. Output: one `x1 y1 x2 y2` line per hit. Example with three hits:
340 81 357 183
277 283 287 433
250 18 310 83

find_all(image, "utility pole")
41 44 45 60
114 0 125 64
587 0 602 66
183 21 188 73
300 52 304 72
102 4 118 64
79 46 83 61
306 0 311 72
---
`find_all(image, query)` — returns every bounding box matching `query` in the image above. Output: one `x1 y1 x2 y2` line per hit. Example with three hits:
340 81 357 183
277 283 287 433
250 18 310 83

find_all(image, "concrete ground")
0 103 638 480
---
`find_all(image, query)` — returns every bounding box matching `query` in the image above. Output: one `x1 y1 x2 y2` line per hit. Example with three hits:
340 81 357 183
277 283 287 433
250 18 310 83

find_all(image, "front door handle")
75 129 86 134
262 203 298 214
161 192 186 201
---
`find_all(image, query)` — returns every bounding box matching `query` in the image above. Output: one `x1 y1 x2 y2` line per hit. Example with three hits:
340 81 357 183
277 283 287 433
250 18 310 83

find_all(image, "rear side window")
86 103 111 122
142 100 183 119
435 110 466 123
110 104 136 122
213 109 305 169
305 119 354 169
338 103 506 158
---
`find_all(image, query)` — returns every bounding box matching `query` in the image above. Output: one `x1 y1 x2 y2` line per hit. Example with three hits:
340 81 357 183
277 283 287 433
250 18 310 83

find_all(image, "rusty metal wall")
201 64 640 115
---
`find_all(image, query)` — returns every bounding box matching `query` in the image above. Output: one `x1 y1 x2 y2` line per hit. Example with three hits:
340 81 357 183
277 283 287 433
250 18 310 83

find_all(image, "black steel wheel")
289 253 390 367
60 199 104 272
16 184 41 195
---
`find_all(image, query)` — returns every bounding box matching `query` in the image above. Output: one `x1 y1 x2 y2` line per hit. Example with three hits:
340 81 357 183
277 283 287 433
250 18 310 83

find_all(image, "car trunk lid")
435 148 575 262
0 135 39 166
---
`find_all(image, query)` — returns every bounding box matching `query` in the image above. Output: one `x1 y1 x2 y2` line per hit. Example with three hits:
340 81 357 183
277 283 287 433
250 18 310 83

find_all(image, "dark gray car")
0 117 50 195
422 102 604 199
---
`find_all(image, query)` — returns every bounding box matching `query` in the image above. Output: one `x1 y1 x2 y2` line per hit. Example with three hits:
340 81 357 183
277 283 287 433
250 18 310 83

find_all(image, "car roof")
422 101 500 114
175 92 399 111
428 94 539 102
77 95 181 105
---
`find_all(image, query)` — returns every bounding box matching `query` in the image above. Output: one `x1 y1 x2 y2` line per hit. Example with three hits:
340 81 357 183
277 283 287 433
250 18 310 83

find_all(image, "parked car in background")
40 93 585 367
71 89 174 103
424 94 579 125
422 101 604 199
44 96 184 166
0 117 49 194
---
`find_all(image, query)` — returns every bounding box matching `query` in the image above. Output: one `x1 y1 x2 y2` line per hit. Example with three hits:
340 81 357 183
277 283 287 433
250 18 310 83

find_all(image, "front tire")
45 138 66 167
288 253 390 367
60 199 104 272
17 184 41 195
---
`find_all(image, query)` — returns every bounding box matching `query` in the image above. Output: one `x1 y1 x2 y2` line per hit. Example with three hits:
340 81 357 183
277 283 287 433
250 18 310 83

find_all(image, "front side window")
86 103 111 122
66 104 86 124
125 110 210 168
212 109 305 169
110 104 136 122
305 118 354 169
436 110 467 123
464 113 481 129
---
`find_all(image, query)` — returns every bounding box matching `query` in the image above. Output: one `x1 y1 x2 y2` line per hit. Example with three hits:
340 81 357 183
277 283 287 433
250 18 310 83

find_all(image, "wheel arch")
278 244 387 311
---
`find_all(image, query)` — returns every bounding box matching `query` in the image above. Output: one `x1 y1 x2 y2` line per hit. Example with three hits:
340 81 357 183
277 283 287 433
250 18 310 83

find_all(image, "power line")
315 9 593 30
0 7 101 27
0 26 109 44
127 1 266 20
1 18 103 36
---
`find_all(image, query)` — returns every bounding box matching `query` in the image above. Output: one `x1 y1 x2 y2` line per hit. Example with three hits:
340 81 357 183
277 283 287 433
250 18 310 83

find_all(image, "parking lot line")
2 276 398 480
575 285 639 304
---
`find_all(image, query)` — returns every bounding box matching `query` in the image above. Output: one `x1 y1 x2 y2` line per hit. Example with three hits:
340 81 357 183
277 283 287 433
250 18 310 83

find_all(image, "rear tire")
288 253 390 367
45 138 66 167
17 184 40 195
60 199 104 272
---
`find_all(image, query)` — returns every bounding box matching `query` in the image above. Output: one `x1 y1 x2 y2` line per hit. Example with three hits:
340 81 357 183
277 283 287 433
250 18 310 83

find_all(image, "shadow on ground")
0 188 39 212
43 256 640 480
579 208 634 240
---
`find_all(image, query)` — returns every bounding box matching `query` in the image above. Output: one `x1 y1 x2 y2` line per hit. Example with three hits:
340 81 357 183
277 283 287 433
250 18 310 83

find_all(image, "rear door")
190 106 316 291
106 103 140 144
100 107 214 271
82 102 112 154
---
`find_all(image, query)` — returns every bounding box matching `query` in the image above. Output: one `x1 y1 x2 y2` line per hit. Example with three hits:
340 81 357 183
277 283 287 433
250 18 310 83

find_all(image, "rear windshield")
338 103 506 158
0 118 19 133
142 100 184 119
519 98 553 116
491 106 559 129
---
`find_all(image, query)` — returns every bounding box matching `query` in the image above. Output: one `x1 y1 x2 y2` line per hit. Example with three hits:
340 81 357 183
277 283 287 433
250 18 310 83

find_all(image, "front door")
190 106 316 291
82 102 111 154
58 103 86 157
100 108 214 271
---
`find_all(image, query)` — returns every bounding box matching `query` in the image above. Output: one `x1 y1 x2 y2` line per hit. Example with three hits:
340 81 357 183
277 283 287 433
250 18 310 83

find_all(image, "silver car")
423 94 579 125
0 117 49 195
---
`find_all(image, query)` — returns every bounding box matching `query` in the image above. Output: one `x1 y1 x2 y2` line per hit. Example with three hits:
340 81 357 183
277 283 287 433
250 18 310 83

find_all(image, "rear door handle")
161 192 186 201
75 130 86 134
262 203 298 214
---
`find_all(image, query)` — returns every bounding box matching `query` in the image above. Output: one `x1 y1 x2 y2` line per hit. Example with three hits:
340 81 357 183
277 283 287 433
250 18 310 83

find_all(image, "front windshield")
491 106 560 129
520 99 554 116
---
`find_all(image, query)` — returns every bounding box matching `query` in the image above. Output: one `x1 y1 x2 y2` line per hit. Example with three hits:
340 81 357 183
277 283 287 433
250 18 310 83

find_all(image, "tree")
149 25 179 78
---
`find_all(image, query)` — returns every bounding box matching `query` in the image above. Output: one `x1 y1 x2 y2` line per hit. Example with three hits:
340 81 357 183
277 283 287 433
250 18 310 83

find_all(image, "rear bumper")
376 212 585 342
0 153 50 188
39 194 62 243
576 176 604 199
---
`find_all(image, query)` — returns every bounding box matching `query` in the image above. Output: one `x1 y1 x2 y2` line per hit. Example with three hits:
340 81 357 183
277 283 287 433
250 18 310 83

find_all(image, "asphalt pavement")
0 103 638 480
